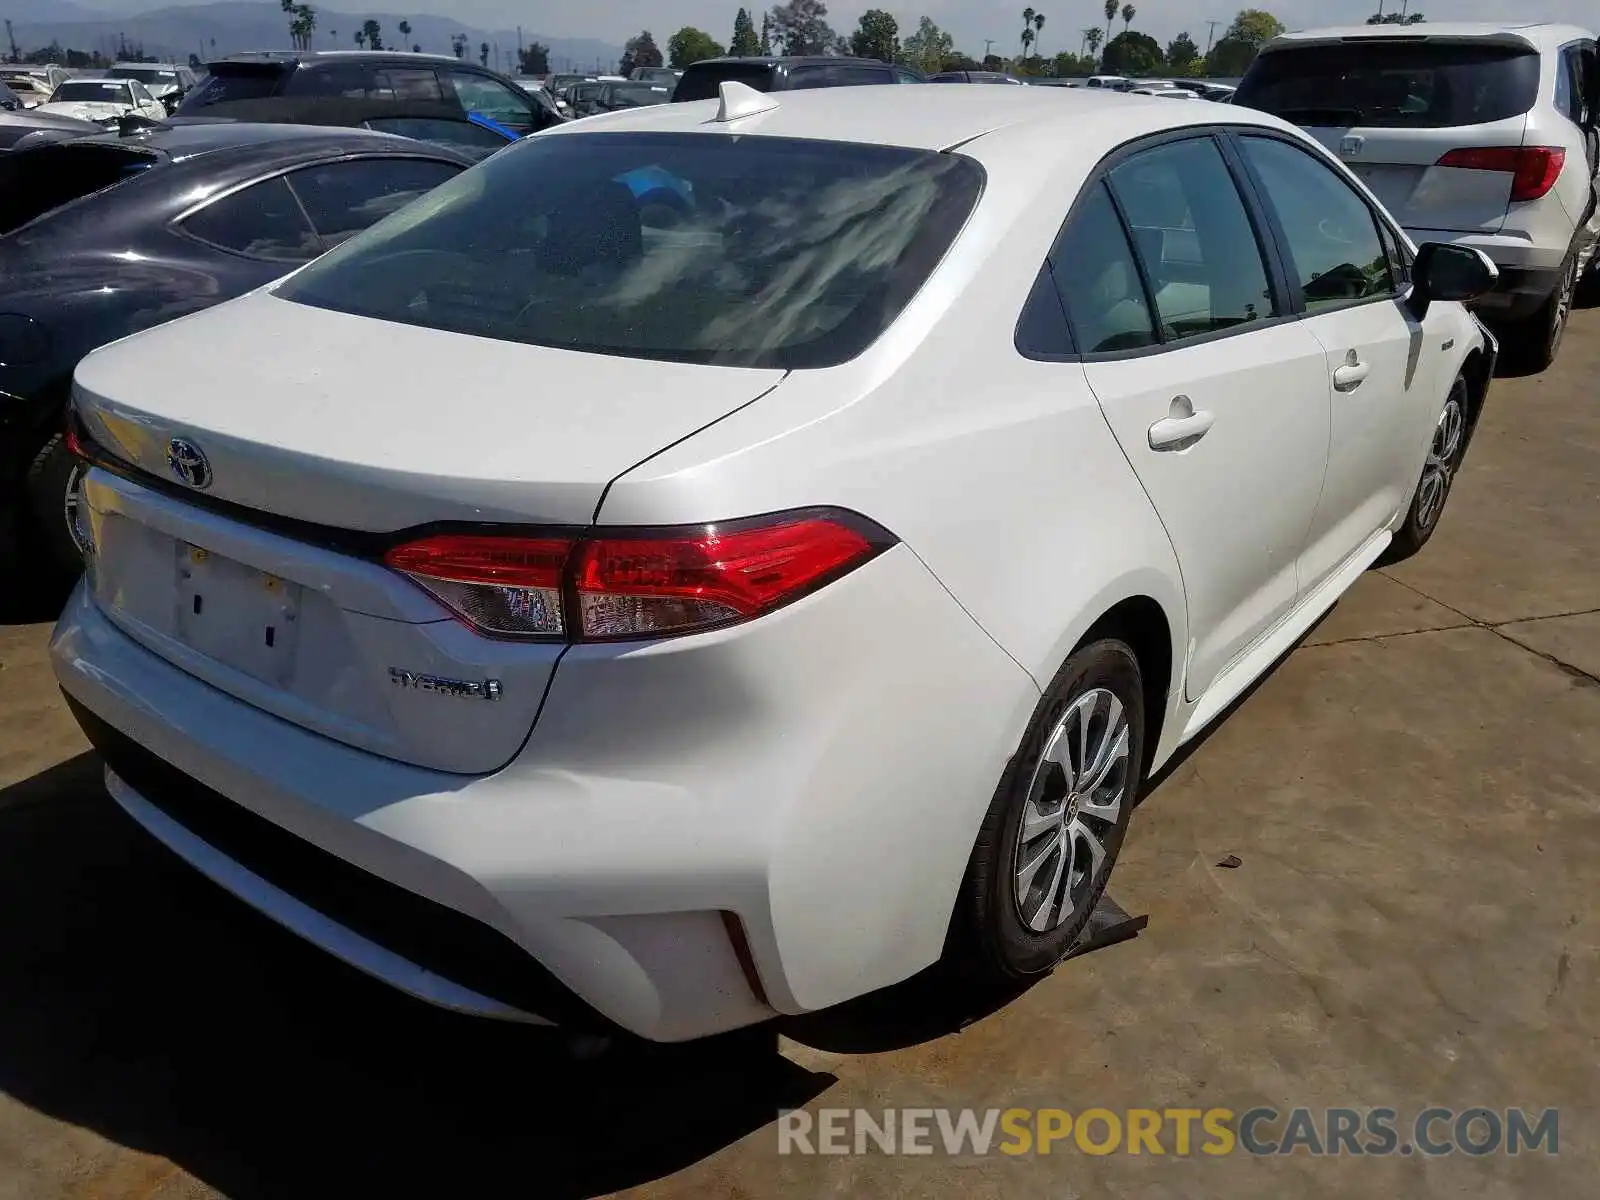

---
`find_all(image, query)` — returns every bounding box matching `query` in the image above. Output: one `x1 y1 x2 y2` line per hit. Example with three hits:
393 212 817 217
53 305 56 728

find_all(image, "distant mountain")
5 1 622 74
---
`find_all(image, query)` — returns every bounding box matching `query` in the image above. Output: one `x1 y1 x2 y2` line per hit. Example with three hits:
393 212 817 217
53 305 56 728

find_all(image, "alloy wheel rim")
1414 392 1464 532
1550 257 1576 357
1012 687 1131 934
62 462 88 556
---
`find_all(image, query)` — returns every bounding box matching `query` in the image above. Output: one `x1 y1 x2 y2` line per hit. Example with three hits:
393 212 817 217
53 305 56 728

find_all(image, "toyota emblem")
166 437 213 490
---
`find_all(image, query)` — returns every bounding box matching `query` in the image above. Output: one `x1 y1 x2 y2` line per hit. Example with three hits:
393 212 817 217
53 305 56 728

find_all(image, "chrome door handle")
1148 395 1215 450
1333 357 1370 391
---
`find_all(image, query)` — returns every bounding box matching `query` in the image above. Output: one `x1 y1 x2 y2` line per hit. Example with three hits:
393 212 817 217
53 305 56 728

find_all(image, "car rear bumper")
52 544 1035 1042
1404 227 1566 319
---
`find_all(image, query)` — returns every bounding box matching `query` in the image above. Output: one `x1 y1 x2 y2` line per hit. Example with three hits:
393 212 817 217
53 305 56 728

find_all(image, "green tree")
901 15 953 73
353 29 365 48
1102 0 1117 56
730 7 761 55
1101 29 1162 74
619 30 664 75
1052 50 1096 75
478 41 489 66
1166 30 1200 74
768 0 837 56
982 53 1006 70
1082 26 1103 60
1205 9 1284 75
518 42 550 73
397 18 411 45
361 18 383 51
760 13 773 53
668 26 724 67
1121 4 1136 33
1021 7 1035 61
850 9 898 62
451 32 468 58
1033 12 1047 58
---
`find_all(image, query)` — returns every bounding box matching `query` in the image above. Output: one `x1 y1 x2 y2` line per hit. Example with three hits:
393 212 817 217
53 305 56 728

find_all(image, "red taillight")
64 427 86 458
384 534 574 638
1437 146 1565 203
383 510 891 642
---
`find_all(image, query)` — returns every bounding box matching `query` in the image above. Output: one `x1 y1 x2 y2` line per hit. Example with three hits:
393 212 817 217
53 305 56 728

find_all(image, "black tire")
1501 248 1577 374
950 639 1145 983
1381 373 1470 566
24 432 87 578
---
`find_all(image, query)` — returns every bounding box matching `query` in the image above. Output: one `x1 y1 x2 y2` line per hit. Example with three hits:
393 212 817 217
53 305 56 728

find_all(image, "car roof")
1266 23 1593 53
210 49 465 67
541 82 1304 154
684 55 890 67
112 61 182 69
60 120 441 159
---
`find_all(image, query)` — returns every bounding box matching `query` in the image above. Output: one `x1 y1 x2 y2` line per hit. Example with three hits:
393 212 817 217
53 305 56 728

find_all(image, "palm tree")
1083 26 1102 59
1121 3 1136 33
1021 28 1034 61
353 29 365 48
1103 0 1117 51
1033 12 1046 58
398 19 411 46
1021 7 1035 61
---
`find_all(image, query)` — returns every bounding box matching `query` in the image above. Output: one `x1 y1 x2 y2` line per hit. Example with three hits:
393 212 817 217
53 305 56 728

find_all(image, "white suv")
1236 23 1600 370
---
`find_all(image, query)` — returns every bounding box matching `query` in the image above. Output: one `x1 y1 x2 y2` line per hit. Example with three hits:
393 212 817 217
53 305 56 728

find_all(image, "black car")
169 98 523 160
672 56 924 101
591 81 673 113
0 122 473 570
179 51 565 135
928 70 1024 85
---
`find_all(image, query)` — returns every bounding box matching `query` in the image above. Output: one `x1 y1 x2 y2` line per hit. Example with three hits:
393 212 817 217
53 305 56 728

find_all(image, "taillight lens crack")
383 509 895 643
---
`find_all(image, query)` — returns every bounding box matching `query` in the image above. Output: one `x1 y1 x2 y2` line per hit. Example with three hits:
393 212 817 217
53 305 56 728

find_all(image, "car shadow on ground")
0 754 841 1197
0 557 73 626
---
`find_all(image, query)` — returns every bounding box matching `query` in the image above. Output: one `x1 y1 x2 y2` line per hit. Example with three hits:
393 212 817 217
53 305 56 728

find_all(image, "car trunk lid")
71 291 786 774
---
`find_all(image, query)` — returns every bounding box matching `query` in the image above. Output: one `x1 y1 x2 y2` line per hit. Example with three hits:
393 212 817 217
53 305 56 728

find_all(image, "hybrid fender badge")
388 668 504 701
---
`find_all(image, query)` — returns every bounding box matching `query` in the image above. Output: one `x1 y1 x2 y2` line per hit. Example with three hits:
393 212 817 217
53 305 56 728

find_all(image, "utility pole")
983 38 994 60
1204 19 1221 56
4 19 17 64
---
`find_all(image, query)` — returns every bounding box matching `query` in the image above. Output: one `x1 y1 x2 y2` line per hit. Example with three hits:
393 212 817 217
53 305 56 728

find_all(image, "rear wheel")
25 432 87 578
951 639 1144 983
1382 373 1469 565
1502 249 1577 373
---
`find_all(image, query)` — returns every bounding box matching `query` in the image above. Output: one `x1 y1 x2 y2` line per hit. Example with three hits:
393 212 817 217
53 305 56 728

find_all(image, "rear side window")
788 64 892 89
374 68 445 102
178 64 288 110
1235 41 1540 128
1051 182 1157 353
1107 137 1276 340
365 116 512 157
287 158 461 246
0 144 156 236
673 63 774 101
180 176 322 262
275 132 985 369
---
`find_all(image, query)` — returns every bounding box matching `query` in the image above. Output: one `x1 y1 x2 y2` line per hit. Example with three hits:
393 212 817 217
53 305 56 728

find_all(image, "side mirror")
1410 242 1498 316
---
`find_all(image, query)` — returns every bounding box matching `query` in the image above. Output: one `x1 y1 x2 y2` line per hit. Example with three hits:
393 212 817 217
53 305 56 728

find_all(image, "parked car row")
29 72 1505 1047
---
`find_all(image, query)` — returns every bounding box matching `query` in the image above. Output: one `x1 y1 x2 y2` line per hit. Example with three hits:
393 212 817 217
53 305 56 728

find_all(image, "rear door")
1236 36 1541 233
1059 132 1334 700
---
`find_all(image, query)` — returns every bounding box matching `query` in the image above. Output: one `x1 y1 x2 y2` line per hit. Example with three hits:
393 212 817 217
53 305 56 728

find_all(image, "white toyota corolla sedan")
54 82 1498 1042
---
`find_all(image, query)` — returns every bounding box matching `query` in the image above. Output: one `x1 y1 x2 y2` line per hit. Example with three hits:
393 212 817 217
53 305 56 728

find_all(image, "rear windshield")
276 131 984 369
608 83 670 106
178 64 288 111
110 67 179 85
0 144 156 236
1235 40 1540 128
52 81 133 103
673 63 775 101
